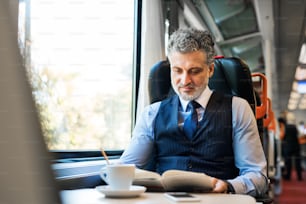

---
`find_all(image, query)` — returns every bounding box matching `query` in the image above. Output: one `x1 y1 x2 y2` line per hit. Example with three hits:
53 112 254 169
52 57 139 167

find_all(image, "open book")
132 169 214 192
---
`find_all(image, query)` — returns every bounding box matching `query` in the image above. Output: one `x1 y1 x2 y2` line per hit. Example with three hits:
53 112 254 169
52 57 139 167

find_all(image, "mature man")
120 28 268 197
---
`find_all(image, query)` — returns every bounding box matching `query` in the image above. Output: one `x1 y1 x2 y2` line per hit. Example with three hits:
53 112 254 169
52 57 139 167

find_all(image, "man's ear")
208 63 214 78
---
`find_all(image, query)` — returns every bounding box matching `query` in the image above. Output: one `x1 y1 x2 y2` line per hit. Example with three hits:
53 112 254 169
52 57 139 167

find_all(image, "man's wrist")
224 180 235 194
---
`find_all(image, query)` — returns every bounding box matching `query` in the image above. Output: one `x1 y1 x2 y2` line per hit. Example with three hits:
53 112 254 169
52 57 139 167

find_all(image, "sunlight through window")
18 0 135 150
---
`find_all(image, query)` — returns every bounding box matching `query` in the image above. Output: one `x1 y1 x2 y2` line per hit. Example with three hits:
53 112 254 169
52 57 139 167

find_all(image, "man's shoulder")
139 102 161 122
159 95 179 106
230 95 254 115
144 95 178 114
232 95 249 104
211 91 232 99
210 91 249 108
146 101 161 112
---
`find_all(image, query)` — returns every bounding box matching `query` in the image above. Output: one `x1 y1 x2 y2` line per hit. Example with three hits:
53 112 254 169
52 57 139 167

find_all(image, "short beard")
180 94 197 101
173 83 206 101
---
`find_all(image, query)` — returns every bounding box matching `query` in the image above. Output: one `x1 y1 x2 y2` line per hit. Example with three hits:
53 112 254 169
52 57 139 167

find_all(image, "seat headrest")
148 57 256 113
209 57 256 112
148 60 172 104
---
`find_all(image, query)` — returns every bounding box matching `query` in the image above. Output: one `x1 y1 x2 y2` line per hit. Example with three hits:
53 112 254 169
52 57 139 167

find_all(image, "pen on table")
101 149 110 165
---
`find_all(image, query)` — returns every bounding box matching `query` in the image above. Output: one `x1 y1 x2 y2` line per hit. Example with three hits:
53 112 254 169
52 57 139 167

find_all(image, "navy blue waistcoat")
153 92 239 180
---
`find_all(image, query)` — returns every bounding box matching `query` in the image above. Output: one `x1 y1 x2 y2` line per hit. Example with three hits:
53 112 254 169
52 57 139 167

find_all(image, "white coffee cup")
100 163 135 190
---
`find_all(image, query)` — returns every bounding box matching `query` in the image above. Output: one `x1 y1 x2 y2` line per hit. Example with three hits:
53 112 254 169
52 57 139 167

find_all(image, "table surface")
61 188 258 204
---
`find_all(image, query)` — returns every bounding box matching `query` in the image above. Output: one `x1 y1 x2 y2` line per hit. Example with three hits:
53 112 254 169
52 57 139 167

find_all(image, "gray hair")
167 28 216 64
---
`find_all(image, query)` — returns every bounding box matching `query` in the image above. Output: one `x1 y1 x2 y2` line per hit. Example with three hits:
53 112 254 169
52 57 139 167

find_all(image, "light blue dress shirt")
120 87 268 196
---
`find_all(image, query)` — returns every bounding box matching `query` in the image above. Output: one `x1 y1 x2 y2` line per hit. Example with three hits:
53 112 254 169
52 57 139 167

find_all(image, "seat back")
148 57 265 141
148 60 173 104
148 57 264 142
209 57 256 114
148 57 256 114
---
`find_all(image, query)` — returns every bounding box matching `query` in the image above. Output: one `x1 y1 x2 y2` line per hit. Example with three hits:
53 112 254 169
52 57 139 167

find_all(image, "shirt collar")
179 86 213 111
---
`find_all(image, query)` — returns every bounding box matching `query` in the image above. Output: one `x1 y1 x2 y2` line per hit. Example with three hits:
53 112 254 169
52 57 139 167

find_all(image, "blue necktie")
183 101 201 139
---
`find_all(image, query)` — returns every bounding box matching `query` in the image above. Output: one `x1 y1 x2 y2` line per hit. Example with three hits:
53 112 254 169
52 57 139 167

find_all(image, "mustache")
178 84 195 88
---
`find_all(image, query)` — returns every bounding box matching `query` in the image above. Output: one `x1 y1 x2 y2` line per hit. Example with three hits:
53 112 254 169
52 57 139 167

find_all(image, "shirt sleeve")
228 96 269 197
119 102 161 168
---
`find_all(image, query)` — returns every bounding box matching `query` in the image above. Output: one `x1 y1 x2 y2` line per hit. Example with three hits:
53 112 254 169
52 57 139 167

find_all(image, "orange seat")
252 73 268 120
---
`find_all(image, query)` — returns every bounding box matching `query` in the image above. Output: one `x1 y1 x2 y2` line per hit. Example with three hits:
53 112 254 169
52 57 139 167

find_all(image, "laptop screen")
0 1 61 203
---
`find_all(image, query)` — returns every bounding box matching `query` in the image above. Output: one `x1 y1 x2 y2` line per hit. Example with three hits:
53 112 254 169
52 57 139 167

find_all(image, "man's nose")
181 72 191 85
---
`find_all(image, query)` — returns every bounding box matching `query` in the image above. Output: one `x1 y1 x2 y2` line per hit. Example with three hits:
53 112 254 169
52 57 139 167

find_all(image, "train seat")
148 57 273 203
149 57 257 111
209 56 257 113
148 60 172 104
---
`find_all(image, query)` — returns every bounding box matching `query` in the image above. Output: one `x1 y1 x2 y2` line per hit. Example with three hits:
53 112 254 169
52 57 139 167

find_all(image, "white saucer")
95 185 146 198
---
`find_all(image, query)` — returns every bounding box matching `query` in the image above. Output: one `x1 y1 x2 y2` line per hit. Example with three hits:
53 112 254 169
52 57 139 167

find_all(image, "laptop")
0 1 62 203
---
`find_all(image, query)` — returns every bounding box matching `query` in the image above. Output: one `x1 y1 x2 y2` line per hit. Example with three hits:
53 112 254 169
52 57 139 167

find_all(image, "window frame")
19 0 143 162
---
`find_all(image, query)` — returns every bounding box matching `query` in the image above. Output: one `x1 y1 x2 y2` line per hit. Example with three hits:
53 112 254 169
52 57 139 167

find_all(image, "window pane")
196 0 258 39
220 37 263 71
18 0 135 150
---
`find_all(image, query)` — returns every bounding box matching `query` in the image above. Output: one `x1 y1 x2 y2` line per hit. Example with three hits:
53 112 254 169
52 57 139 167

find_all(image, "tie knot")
187 101 201 111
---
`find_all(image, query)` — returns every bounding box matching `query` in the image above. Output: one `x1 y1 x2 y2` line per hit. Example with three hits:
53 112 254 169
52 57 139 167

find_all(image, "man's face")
168 51 214 101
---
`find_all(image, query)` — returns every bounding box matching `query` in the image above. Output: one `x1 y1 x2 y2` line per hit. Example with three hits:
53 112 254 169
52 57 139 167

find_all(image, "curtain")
136 0 166 121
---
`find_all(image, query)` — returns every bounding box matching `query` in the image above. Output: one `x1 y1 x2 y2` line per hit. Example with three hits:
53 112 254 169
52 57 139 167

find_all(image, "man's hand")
211 178 228 193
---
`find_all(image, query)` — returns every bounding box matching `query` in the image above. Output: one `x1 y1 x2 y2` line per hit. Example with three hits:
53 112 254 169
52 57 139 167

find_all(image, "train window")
170 0 263 73
196 0 258 39
18 0 135 151
220 36 263 71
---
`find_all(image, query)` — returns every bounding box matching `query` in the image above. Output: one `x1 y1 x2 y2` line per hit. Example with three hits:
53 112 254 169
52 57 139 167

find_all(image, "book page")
132 168 165 192
161 170 214 192
134 168 161 180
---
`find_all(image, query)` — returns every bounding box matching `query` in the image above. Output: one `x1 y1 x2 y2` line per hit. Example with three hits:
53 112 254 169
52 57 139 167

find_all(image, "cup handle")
100 166 109 184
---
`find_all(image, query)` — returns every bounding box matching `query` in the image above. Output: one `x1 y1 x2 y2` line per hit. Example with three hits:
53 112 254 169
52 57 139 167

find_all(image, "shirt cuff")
224 180 235 194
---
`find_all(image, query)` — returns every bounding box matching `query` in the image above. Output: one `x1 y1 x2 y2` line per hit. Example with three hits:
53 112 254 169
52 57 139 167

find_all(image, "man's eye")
189 68 202 74
172 68 182 73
